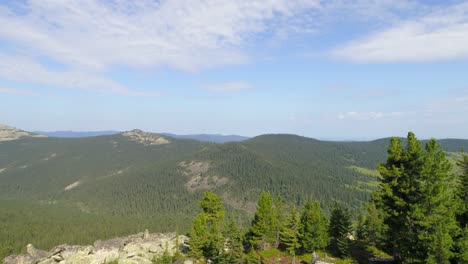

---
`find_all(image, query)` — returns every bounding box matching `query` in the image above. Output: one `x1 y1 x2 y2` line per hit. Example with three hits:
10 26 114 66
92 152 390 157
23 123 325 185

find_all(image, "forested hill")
1 128 468 254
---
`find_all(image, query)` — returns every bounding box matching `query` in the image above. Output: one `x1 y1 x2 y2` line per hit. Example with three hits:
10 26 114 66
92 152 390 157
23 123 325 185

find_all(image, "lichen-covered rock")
3 232 189 264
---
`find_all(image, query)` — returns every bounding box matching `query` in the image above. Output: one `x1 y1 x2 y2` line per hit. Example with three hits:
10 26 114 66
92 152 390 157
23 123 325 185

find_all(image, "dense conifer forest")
1 131 468 262
185 133 468 263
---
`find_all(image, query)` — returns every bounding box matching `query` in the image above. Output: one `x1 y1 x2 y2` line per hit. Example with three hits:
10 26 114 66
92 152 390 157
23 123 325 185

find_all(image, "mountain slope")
34 130 120 138
161 133 249 143
34 130 249 143
2 128 468 254
0 124 46 142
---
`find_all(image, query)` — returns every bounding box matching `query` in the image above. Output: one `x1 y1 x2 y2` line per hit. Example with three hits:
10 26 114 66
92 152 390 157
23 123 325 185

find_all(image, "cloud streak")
0 54 160 96
331 2 468 62
0 0 324 72
0 86 40 96
338 111 403 120
202 81 253 92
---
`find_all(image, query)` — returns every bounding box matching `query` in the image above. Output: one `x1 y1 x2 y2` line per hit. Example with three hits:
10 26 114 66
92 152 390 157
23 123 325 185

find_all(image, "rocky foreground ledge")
3 231 192 264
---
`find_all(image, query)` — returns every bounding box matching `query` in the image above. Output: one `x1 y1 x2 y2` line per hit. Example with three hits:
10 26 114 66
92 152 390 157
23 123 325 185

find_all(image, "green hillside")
1 130 468 255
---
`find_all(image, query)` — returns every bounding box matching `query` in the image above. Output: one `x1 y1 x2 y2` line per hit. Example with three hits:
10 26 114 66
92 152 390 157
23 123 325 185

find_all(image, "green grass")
366 245 392 258
348 165 381 178
258 247 282 258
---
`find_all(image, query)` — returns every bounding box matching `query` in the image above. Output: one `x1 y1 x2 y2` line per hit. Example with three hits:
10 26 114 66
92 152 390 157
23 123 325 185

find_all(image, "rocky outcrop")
121 130 170 146
0 124 47 142
3 231 190 264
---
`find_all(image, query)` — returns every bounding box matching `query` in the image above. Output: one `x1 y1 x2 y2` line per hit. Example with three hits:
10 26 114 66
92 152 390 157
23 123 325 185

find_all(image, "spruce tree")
298 200 329 253
454 151 468 262
247 191 276 250
419 139 457 263
458 226 468 263
328 204 352 257
188 192 225 261
220 217 245 264
456 151 468 228
280 205 300 263
273 196 286 248
375 133 458 263
357 201 385 247
189 213 208 259
375 133 423 261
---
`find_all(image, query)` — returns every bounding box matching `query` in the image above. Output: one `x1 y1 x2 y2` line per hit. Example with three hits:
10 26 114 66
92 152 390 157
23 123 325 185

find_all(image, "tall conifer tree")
248 191 276 250
375 133 458 263
298 200 329 253
188 192 225 261
328 204 352 257
280 205 301 263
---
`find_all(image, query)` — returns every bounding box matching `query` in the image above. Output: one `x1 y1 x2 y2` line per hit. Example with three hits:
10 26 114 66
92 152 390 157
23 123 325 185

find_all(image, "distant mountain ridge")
0 124 46 142
34 130 120 138
160 133 249 143
2 124 468 255
34 130 249 143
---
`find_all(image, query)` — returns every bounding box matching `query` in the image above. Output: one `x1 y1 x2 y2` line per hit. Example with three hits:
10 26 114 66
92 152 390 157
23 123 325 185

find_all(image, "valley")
1 124 468 261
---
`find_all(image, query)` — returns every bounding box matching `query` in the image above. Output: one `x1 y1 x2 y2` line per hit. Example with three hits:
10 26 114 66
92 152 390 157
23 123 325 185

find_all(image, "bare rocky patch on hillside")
3 231 191 264
121 129 170 146
64 181 81 191
0 124 47 142
179 161 228 192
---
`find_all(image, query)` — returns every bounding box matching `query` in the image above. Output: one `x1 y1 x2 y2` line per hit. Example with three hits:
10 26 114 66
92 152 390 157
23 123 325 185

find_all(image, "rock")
3 232 189 264
48 245 66 256
26 244 48 259
38 259 58 264
120 255 152 264
143 229 150 239
3 254 35 264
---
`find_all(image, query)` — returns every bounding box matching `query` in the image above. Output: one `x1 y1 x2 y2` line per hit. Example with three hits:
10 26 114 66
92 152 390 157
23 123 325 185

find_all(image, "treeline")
185 132 468 263
0 200 193 260
356 132 468 263
186 191 353 263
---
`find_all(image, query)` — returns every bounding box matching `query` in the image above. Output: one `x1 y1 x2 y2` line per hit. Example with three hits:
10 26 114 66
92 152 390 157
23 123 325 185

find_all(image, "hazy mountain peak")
0 124 47 142
121 129 170 146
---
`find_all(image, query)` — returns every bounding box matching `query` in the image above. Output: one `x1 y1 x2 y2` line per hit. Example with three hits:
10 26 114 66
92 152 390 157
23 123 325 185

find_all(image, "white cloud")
202 81 253 92
0 0 440 95
331 2 468 62
338 111 403 120
0 86 40 96
0 54 159 96
0 0 323 72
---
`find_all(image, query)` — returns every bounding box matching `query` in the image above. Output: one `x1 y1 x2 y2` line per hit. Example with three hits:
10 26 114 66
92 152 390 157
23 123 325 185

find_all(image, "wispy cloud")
0 86 40 96
330 2 468 62
0 0 324 72
338 111 403 120
0 53 159 96
202 81 254 92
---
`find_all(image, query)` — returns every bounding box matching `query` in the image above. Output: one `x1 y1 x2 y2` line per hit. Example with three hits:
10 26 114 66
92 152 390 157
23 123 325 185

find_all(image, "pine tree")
298 200 329 253
374 133 458 263
328 203 351 258
189 213 208 259
280 205 300 263
273 196 286 248
375 133 422 261
454 151 468 262
247 192 276 250
219 217 245 264
357 201 385 247
419 139 457 263
456 151 468 228
458 226 468 263
188 192 225 261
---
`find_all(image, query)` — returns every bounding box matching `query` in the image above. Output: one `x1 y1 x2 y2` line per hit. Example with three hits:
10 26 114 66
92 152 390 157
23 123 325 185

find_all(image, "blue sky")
1 0 468 139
